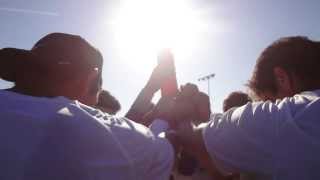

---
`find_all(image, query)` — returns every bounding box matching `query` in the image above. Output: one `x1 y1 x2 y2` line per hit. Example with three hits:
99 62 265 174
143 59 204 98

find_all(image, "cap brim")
0 48 32 82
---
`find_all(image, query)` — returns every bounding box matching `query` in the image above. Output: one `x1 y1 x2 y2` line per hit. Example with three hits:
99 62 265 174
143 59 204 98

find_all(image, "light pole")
198 73 215 98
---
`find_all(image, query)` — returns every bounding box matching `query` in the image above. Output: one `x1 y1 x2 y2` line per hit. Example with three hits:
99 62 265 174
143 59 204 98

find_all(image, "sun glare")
111 0 206 67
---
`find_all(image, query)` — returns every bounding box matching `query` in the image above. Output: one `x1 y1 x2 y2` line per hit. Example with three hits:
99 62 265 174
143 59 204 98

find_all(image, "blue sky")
1 0 320 114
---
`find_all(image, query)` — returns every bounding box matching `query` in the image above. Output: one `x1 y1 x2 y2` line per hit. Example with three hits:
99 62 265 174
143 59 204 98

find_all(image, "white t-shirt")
0 90 174 180
203 90 320 180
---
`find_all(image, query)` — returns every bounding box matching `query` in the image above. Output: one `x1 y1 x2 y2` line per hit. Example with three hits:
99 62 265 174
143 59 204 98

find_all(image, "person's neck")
9 85 55 98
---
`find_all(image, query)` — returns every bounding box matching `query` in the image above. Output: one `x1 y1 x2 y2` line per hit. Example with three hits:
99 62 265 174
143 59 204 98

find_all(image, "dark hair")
248 36 320 98
96 90 121 114
0 33 103 100
223 91 251 112
0 48 26 82
0 33 103 84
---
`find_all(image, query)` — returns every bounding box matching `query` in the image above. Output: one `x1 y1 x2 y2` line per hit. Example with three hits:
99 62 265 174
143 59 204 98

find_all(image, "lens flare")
111 0 206 67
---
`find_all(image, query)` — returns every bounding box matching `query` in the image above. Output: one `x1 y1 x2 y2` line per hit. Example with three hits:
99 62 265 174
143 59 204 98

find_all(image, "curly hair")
248 36 320 98
223 91 251 112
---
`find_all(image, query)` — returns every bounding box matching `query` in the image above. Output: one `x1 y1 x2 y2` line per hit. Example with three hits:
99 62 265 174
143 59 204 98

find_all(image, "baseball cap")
0 32 103 82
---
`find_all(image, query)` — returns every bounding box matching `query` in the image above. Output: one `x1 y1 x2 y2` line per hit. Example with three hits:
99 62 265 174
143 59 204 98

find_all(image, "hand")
173 83 199 126
177 83 211 124
192 92 211 124
179 83 199 98
172 98 197 128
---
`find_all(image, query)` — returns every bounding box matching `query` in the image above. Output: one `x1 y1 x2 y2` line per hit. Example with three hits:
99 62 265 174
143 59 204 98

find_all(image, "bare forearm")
125 87 155 122
177 126 227 179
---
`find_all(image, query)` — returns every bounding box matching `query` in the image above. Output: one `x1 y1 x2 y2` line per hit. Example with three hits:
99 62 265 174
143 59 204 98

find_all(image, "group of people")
0 32 319 180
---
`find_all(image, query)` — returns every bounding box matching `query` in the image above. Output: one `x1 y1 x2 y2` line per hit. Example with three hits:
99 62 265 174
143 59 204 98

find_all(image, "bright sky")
1 0 320 114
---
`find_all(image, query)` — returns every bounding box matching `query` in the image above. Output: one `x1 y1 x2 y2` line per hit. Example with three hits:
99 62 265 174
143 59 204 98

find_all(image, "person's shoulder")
292 90 320 104
102 115 155 140
30 99 109 137
205 101 280 130
101 114 173 153
0 90 90 123
57 101 155 143
101 115 174 172
267 90 320 115
60 100 105 122
224 90 320 125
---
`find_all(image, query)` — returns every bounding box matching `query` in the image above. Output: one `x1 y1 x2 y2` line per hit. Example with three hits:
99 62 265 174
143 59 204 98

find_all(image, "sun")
110 0 206 67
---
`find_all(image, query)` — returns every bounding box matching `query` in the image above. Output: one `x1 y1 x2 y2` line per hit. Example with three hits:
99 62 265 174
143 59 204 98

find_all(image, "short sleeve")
202 102 280 174
102 116 174 180
145 136 175 180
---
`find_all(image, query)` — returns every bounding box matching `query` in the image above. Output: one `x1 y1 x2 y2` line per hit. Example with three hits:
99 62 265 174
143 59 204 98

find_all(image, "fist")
192 92 211 124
